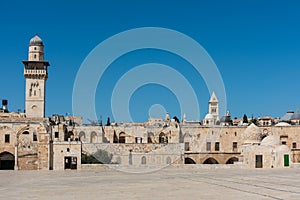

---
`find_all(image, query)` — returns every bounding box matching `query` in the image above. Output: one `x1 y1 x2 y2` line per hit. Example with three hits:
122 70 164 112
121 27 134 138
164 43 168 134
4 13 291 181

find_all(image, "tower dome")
291 111 300 120
29 35 44 46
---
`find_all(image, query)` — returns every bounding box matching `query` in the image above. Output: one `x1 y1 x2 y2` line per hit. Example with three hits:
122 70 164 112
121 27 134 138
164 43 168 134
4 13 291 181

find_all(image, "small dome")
204 113 214 120
275 122 291 127
261 135 280 146
29 35 43 46
242 123 262 144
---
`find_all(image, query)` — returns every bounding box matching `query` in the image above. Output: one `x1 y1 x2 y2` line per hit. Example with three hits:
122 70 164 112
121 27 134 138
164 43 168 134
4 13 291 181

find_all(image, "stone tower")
22 35 50 118
209 91 219 122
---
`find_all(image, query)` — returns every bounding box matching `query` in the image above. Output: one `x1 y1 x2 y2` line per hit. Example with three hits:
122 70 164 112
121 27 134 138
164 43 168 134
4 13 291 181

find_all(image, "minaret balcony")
24 69 47 76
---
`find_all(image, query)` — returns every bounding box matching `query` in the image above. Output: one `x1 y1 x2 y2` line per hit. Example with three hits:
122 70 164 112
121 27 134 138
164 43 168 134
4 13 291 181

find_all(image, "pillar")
14 145 18 170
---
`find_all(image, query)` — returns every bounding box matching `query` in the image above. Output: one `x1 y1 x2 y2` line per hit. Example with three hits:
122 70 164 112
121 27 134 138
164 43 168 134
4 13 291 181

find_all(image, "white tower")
22 35 50 118
209 91 219 123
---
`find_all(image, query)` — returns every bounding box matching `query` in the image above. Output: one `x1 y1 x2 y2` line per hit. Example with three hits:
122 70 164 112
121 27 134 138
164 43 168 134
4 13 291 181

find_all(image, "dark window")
23 131 29 134
5 134 10 143
234 132 237 136
55 132 59 138
233 142 238 151
293 142 297 149
215 142 220 151
282 141 287 145
67 148 70 152
206 142 211 151
33 134 37 141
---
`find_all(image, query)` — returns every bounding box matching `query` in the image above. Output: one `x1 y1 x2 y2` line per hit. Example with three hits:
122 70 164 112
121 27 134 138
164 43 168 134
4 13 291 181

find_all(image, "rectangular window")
5 134 10 143
282 141 287 145
215 142 220 151
293 142 297 149
33 134 38 141
55 132 59 138
233 142 238 151
135 137 142 144
206 142 211 151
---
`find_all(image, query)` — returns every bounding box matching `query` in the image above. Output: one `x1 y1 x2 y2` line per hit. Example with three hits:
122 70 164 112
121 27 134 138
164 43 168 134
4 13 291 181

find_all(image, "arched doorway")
119 132 126 143
159 133 167 143
203 157 219 164
65 131 74 141
0 152 14 170
226 157 238 164
185 157 196 164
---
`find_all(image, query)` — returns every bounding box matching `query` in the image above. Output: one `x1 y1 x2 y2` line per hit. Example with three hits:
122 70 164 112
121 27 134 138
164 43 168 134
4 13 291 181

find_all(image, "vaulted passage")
226 157 238 164
203 157 219 164
185 157 196 164
0 152 14 170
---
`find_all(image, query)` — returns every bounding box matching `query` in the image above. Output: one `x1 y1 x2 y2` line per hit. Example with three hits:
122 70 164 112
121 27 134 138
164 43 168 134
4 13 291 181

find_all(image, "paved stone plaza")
0 167 300 200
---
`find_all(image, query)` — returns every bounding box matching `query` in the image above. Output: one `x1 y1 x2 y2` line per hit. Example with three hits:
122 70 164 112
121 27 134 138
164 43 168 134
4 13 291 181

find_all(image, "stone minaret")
22 35 50 118
209 91 219 123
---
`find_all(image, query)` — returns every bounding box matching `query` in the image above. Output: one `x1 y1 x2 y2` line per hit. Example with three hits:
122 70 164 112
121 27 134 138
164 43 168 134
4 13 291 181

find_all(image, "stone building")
0 35 300 170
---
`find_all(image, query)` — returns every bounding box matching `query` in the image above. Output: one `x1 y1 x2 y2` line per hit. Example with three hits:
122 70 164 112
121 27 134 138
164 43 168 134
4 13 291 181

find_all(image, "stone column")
14 145 18 170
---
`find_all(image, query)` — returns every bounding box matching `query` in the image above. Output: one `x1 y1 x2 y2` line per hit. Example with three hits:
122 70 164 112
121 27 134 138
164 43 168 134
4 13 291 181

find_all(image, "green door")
284 155 289 167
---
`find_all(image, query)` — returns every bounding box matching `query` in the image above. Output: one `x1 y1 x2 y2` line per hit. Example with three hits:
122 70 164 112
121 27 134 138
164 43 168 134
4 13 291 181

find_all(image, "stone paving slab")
0 167 299 200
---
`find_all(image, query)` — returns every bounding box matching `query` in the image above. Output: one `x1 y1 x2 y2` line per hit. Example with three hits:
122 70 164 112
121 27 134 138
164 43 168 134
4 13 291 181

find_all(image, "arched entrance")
203 157 219 164
159 133 167 143
185 157 196 164
65 131 74 141
0 152 14 170
119 132 126 143
226 157 238 164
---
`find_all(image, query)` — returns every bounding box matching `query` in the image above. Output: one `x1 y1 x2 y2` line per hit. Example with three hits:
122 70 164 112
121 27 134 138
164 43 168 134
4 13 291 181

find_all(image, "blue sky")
0 0 299 123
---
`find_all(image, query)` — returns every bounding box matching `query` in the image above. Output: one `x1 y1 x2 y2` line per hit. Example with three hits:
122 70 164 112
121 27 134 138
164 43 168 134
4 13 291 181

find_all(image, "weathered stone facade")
0 35 300 171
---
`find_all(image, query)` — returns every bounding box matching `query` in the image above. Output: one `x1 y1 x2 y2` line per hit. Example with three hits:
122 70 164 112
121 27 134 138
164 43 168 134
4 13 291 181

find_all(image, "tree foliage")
173 116 180 123
243 114 248 124
106 117 111 126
